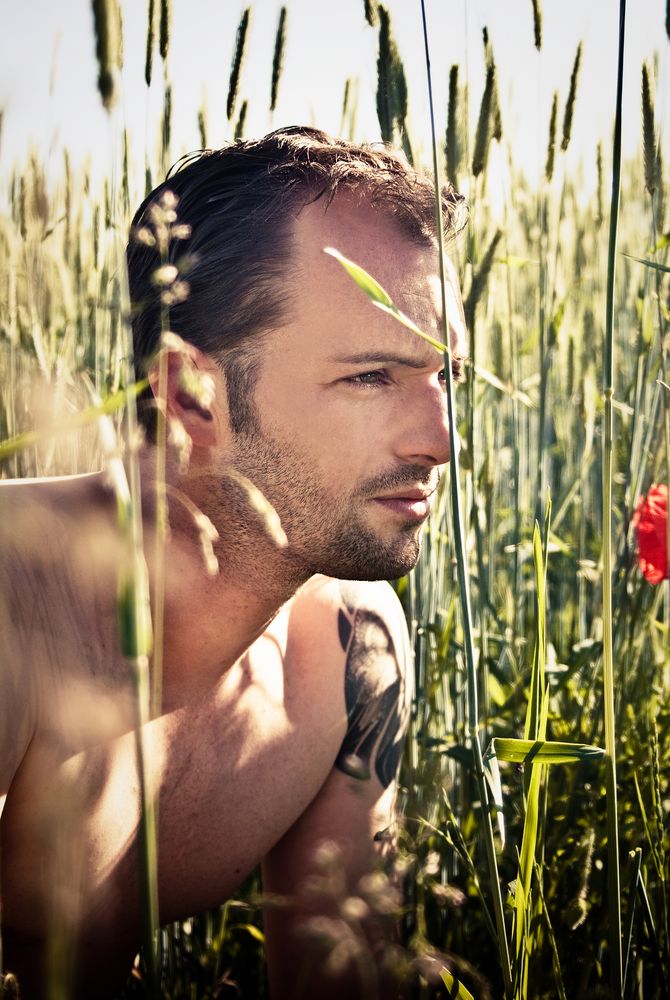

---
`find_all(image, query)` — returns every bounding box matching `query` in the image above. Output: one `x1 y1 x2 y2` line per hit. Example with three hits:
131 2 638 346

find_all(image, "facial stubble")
223 421 432 584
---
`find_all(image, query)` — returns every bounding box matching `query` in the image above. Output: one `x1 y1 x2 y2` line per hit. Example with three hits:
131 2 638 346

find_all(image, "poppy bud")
633 484 668 584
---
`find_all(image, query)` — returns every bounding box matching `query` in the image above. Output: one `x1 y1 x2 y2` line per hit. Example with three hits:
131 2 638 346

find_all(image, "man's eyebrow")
327 351 436 369
326 350 467 372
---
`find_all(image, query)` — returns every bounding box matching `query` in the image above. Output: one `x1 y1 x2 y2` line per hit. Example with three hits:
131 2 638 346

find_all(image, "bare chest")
2 610 348 938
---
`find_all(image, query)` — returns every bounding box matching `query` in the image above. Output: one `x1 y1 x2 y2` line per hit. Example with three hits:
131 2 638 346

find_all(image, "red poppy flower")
633 484 668 584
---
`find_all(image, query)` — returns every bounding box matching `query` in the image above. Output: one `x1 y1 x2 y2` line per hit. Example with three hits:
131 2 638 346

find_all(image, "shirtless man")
0 127 467 998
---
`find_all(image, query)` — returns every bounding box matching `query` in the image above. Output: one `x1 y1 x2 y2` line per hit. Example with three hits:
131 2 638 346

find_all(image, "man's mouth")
372 489 435 521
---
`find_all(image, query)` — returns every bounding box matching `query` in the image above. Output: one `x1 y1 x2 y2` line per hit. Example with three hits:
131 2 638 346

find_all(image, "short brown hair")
127 126 467 432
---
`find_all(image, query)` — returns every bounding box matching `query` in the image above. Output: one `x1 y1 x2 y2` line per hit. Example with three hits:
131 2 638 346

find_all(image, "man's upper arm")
334 579 413 793
262 578 414 998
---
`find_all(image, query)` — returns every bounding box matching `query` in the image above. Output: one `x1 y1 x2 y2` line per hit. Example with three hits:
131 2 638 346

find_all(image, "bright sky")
0 0 668 202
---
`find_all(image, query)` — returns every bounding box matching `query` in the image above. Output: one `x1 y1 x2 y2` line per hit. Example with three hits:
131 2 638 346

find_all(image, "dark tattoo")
335 585 411 789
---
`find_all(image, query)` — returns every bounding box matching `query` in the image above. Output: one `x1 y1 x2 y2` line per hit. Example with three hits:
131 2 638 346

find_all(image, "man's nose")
394 385 455 468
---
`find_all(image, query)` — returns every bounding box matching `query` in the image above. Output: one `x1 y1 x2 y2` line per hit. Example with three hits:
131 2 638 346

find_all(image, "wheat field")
0 1 669 997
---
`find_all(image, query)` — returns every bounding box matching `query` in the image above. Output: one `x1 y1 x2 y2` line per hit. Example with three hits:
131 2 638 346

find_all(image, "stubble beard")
223 422 433 585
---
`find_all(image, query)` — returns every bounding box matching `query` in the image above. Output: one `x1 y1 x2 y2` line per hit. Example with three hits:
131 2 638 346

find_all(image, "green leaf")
486 737 605 765
324 246 394 307
238 923 265 944
440 968 475 1000
622 251 670 274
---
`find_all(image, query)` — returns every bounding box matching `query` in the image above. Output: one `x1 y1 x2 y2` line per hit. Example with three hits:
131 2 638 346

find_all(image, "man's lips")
372 489 435 521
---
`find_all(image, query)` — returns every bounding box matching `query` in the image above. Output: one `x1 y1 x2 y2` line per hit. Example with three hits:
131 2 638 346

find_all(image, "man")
0 126 467 998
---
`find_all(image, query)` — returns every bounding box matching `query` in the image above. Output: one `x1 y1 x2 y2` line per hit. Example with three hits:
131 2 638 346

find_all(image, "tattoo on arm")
334 588 411 789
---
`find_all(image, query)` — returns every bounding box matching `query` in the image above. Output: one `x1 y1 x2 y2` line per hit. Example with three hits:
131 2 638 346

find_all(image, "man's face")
223 195 467 582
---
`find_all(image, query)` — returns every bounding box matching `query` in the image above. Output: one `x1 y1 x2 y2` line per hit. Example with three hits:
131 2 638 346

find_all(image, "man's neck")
141 461 308 709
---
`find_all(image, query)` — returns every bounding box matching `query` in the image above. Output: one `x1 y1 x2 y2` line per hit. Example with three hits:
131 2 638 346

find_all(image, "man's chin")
312 529 424 583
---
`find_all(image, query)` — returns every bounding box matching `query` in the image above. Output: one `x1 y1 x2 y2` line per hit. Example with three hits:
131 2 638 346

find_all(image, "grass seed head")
642 62 657 196
561 43 582 152
227 8 250 121
234 99 248 141
364 0 378 27
375 6 409 150
197 105 207 149
532 0 542 50
159 0 171 61
472 63 495 178
92 0 121 111
144 0 156 86
445 64 461 186
545 91 558 183
270 7 287 112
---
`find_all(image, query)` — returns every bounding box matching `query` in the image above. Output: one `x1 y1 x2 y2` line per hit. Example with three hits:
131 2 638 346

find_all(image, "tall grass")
1 1 669 997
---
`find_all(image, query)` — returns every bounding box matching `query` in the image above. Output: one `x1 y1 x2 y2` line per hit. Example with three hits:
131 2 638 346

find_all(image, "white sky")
0 0 668 200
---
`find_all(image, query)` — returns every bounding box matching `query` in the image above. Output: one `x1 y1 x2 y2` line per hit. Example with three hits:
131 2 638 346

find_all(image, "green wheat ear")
445 64 461 186
561 43 582 152
532 0 542 50
545 92 558 183
227 8 250 121
144 0 156 86
159 0 171 61
642 62 657 197
364 0 378 26
270 7 287 112
234 100 248 142
92 0 122 111
472 62 494 178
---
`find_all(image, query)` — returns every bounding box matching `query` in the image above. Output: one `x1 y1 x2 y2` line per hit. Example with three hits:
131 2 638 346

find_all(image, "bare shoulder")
288 576 414 790
0 475 123 791
288 575 408 641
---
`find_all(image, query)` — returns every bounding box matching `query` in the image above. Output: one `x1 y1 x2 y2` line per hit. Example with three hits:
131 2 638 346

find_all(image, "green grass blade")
487 738 604 765
602 2 627 992
622 251 670 274
440 968 475 999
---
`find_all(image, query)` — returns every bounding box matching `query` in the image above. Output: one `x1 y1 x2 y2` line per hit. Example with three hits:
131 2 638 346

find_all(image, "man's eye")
348 371 388 387
438 359 465 384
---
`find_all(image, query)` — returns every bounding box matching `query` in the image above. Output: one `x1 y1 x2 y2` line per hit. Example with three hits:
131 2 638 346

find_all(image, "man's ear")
148 339 227 449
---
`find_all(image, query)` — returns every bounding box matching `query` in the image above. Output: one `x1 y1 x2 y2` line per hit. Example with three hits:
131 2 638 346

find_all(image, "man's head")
127 126 466 433
127 126 468 582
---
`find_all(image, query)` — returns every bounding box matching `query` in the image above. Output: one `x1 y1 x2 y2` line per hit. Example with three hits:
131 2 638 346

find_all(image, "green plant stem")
602 1 626 994
420 4 512 996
